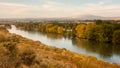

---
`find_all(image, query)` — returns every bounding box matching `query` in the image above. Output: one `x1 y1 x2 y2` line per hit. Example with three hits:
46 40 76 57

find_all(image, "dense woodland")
15 20 120 44
0 25 120 68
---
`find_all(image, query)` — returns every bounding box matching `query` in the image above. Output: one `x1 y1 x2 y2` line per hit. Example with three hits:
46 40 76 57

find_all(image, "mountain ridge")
71 14 120 20
0 15 120 21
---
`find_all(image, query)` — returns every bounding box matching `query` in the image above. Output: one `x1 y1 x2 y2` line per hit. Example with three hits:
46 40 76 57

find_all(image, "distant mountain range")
0 15 120 22
71 14 120 20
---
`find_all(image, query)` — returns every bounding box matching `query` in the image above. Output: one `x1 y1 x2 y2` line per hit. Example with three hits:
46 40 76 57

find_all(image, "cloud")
0 1 120 18
81 2 120 16
0 2 28 7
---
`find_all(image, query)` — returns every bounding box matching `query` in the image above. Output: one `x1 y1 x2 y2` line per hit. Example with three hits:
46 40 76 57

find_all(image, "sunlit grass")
0 26 119 68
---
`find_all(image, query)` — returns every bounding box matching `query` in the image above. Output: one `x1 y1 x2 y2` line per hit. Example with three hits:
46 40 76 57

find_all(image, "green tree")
113 30 120 44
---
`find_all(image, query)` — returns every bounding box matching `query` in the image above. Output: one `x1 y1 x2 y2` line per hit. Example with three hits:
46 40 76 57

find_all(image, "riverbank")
15 21 120 44
0 26 120 68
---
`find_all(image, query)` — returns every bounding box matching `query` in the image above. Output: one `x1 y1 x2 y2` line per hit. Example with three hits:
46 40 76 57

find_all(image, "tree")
95 20 103 24
112 30 120 44
75 24 86 39
85 23 98 40
57 27 63 34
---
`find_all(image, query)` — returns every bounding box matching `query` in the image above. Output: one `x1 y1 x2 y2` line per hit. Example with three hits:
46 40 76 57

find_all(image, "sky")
0 0 120 18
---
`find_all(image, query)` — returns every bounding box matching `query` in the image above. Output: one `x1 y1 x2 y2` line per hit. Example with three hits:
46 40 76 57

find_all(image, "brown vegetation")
0 26 119 68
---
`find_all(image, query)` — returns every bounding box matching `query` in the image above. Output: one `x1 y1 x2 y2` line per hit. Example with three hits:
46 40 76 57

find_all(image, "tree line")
15 20 120 44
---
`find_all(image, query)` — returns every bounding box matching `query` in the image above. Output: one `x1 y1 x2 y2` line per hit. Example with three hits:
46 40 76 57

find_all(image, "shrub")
0 26 8 32
3 42 18 57
19 49 36 66
0 33 6 42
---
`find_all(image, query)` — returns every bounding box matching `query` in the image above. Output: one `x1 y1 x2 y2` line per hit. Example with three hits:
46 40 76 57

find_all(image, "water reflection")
8 25 120 64
72 38 117 58
46 33 63 40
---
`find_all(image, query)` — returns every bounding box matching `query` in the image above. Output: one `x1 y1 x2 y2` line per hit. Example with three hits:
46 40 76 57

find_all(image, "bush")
0 26 8 32
3 42 18 57
0 33 6 42
19 49 36 66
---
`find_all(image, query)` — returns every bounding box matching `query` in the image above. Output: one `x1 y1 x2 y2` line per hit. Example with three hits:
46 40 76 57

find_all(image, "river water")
8 25 120 64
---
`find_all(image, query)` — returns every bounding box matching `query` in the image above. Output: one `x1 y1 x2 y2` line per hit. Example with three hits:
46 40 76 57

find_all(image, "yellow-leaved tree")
57 27 63 34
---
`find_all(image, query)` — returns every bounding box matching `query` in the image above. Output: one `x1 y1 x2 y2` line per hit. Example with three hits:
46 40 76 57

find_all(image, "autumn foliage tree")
113 30 120 44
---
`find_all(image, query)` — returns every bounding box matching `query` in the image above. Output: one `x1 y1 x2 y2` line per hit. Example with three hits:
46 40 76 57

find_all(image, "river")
8 25 120 64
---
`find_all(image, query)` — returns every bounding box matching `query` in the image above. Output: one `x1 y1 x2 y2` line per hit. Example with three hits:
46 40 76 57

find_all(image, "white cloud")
44 0 62 6
0 1 120 18
0 2 28 7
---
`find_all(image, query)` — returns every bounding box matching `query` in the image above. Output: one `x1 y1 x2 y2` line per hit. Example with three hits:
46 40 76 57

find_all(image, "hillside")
0 26 120 68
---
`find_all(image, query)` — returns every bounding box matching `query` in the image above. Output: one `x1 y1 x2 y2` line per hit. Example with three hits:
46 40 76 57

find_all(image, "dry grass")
0 26 119 68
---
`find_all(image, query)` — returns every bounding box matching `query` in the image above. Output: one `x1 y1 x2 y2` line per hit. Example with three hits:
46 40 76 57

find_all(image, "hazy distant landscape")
0 14 120 22
0 0 120 68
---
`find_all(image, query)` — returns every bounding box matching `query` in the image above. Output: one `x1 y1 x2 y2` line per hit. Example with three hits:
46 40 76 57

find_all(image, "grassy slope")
0 27 119 68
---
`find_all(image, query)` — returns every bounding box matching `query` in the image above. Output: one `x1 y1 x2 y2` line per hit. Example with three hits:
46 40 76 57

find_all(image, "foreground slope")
0 26 119 68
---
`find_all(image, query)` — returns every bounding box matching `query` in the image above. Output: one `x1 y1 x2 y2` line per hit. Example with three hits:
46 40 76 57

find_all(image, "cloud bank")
0 0 120 18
